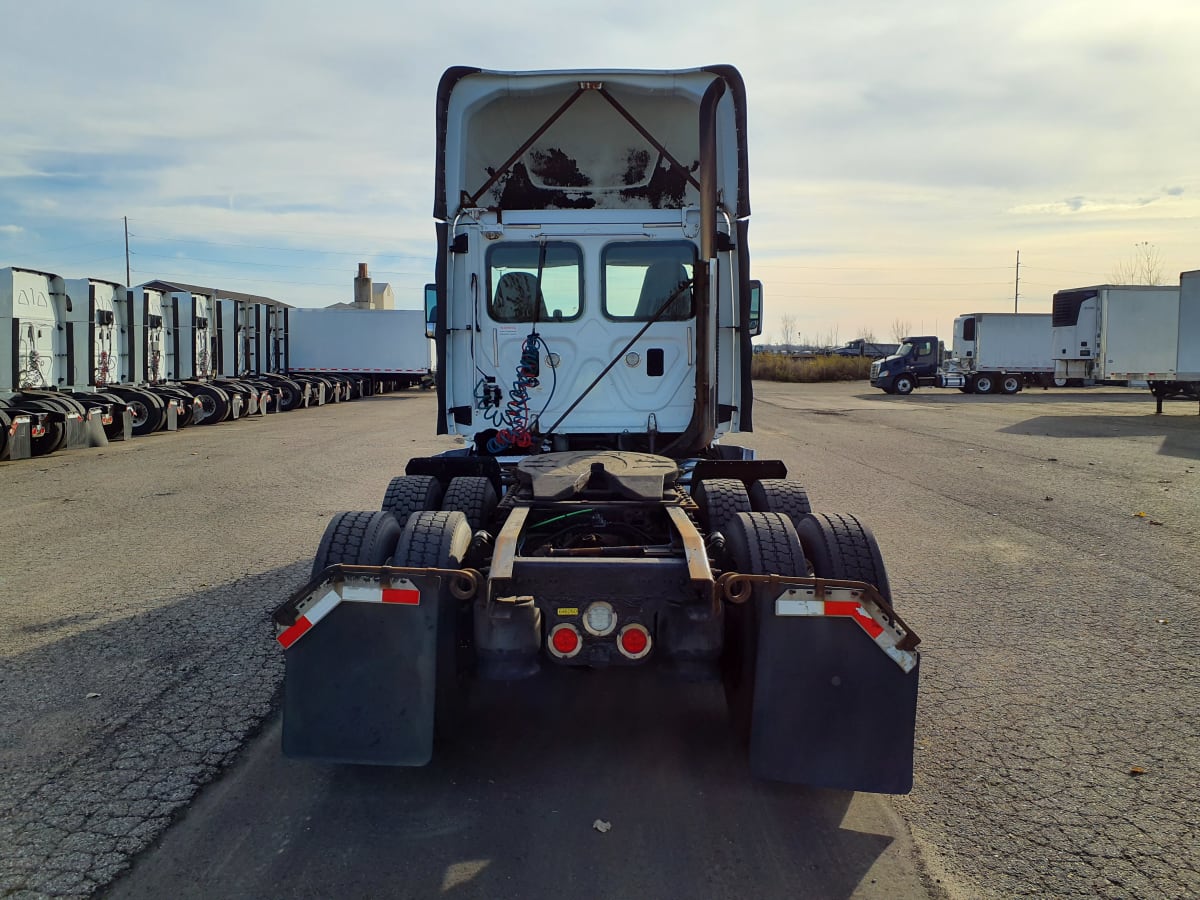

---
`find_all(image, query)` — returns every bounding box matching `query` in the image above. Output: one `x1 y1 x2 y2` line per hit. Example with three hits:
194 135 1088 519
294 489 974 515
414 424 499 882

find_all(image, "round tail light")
548 624 582 658
617 624 651 659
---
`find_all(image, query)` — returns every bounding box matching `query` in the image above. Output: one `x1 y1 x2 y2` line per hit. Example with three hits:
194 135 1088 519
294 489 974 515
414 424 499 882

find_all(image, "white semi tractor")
1052 282 1198 413
276 66 921 794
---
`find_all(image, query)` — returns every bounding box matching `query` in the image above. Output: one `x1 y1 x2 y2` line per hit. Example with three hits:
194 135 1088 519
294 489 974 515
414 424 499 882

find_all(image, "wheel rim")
1004 377 1020 393
128 401 149 427
976 377 992 393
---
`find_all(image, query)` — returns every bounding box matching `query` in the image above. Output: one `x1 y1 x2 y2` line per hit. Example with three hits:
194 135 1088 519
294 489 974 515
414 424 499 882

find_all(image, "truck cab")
869 335 940 394
430 67 757 455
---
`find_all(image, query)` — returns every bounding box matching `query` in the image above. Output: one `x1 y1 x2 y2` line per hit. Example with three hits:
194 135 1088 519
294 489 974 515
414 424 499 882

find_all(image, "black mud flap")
282 591 440 765
750 604 919 794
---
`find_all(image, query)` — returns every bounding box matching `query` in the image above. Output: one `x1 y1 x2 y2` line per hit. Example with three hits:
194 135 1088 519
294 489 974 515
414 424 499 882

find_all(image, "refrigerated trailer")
1051 284 1196 411
276 66 921 794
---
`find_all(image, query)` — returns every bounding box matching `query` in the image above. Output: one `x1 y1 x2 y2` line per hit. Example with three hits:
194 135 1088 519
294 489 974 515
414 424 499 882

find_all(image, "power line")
755 262 1014 271
130 216 427 243
131 231 433 260
767 280 1012 287
130 249 430 277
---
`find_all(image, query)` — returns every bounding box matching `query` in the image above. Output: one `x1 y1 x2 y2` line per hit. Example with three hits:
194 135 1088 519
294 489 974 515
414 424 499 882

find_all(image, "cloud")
1009 187 1191 217
0 224 24 235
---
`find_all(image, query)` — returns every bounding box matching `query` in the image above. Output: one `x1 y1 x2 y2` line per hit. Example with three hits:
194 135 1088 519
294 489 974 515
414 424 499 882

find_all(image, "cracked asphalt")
2 382 1197 899
0 393 444 898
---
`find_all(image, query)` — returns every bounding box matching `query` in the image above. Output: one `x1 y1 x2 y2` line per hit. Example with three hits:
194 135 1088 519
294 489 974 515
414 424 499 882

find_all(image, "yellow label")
556 607 579 617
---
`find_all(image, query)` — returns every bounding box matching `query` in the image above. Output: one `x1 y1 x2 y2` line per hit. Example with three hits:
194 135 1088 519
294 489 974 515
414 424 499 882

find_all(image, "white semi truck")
871 312 1054 395
275 66 921 794
1052 282 1197 413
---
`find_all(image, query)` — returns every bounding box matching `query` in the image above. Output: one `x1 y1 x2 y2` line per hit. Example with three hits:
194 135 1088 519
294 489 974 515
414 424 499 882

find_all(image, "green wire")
528 508 594 531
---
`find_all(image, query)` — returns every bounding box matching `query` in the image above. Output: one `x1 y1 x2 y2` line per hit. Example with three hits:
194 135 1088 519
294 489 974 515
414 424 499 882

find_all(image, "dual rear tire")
720 509 893 738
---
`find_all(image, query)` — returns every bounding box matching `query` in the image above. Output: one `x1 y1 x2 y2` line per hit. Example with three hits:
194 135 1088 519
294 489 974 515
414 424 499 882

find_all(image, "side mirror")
424 283 438 339
748 280 763 337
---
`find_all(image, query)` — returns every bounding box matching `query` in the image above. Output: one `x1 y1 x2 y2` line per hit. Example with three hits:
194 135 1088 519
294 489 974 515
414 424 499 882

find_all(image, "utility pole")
124 216 130 286
1014 249 1020 313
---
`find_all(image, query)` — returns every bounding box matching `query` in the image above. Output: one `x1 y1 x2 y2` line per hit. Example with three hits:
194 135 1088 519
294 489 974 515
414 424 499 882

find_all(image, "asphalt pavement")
2 381 1197 899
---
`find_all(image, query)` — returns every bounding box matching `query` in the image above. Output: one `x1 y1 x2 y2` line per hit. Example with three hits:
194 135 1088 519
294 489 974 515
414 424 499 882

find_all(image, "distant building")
326 263 393 310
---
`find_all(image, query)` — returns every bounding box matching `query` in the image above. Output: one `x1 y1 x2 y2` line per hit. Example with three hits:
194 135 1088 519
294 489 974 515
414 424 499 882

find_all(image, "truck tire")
392 510 473 739
971 374 995 395
311 510 403 580
120 389 166 436
191 384 232 424
382 474 445 527
1053 376 1068 388
440 476 499 532
275 378 302 412
1000 375 1022 395
793 512 892 604
694 477 752 535
749 478 813 530
721 512 808 740
892 374 915 395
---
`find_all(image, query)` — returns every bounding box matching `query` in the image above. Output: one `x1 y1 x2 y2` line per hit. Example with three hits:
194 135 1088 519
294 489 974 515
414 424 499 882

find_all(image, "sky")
2 0 1197 346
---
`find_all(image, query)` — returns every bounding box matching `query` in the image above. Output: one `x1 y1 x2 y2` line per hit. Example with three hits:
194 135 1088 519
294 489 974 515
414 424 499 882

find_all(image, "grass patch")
751 353 872 383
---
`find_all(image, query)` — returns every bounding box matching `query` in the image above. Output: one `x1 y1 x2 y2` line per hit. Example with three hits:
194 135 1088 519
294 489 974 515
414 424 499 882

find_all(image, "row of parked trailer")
868 275 1200 410
1 266 433 461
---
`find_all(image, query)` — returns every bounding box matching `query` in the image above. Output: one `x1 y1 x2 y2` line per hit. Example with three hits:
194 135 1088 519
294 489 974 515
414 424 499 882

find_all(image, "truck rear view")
274 66 921 793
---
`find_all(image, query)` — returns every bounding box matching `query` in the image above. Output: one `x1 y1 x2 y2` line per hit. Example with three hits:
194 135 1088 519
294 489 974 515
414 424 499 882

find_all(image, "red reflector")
620 627 648 656
277 617 312 649
382 587 420 605
551 627 580 655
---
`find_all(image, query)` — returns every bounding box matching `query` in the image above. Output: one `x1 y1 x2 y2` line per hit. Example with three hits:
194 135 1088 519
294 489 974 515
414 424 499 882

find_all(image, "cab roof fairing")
434 66 749 223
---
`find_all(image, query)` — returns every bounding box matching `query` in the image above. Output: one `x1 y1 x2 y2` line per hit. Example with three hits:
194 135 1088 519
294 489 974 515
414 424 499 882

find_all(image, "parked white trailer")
1051 283 1195 412
1178 271 1200 381
285 308 431 390
939 312 1053 393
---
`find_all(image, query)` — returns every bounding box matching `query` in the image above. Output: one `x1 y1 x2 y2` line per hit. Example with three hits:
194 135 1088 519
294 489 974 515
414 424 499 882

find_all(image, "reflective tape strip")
823 600 884 638
277 578 424 649
775 589 917 673
382 587 420 605
277 589 341 648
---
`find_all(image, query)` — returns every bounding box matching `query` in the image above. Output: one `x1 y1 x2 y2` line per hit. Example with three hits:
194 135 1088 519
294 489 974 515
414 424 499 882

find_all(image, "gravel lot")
1 381 1197 899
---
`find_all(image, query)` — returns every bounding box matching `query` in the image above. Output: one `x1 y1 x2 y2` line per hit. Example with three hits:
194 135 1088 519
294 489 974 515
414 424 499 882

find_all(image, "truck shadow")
855 389 1154 405
292 667 895 900
1001 414 1200 460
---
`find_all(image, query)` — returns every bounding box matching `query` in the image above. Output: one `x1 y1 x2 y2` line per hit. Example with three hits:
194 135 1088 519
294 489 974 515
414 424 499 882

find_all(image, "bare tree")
860 327 877 343
779 312 797 354
1110 241 1165 285
891 318 912 341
